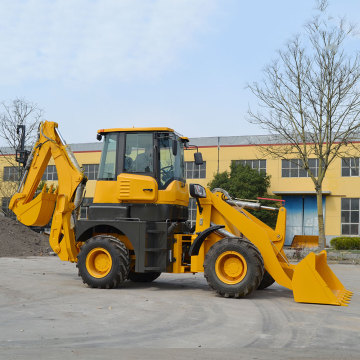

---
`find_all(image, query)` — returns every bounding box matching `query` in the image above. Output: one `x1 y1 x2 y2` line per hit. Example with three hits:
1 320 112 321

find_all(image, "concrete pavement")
0 257 359 359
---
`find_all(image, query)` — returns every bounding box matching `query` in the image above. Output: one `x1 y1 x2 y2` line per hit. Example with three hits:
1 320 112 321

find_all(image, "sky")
0 0 359 145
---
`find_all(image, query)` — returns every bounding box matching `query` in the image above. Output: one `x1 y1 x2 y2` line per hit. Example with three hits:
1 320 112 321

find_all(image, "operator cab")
97 127 190 189
94 127 202 208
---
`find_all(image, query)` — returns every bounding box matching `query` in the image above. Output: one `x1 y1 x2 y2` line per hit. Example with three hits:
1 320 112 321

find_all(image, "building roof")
2 131 359 154
187 134 286 147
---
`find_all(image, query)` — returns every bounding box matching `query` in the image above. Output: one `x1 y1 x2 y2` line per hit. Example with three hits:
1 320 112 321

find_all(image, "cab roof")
97 127 175 134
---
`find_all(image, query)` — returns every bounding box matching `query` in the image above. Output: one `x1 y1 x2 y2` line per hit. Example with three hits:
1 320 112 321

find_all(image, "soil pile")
0 216 51 257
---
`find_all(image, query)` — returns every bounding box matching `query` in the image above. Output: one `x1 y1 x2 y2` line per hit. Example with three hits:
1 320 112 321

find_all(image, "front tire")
77 235 130 289
257 270 275 290
204 237 264 298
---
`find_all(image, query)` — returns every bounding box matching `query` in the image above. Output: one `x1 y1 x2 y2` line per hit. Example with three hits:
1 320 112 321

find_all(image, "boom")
9 121 87 262
191 187 352 306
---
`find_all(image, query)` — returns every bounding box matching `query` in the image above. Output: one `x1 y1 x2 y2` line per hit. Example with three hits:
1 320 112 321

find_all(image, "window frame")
341 198 360 235
184 161 206 179
342 158 359 177
98 133 119 181
1 197 16 218
281 158 319 178
83 164 99 181
188 197 197 228
42 165 58 181
232 159 266 174
3 166 20 182
123 132 155 175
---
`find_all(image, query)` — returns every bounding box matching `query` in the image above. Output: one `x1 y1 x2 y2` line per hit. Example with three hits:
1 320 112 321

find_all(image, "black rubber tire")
257 270 275 290
204 237 264 298
128 271 161 282
77 235 130 289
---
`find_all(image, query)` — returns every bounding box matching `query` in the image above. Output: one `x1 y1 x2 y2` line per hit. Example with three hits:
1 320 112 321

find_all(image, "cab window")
98 133 117 180
124 133 154 173
158 134 185 188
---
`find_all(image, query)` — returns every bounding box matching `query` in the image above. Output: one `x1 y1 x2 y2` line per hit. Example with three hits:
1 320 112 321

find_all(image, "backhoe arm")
9 121 87 262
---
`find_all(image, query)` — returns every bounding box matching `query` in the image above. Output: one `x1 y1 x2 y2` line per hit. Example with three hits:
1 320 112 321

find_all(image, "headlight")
189 184 207 198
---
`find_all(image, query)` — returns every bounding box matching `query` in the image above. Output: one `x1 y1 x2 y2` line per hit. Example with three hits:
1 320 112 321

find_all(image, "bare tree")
0 98 43 214
248 6 360 249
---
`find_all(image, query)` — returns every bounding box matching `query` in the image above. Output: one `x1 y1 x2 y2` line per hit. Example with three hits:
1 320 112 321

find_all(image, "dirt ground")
0 215 51 257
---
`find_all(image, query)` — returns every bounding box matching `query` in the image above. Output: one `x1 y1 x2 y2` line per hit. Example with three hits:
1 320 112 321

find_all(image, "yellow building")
1 134 358 246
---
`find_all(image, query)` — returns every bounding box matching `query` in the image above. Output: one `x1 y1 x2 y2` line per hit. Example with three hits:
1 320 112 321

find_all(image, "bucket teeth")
339 289 353 306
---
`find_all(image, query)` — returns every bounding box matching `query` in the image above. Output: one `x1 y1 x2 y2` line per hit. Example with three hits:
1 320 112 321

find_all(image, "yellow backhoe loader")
9 121 352 306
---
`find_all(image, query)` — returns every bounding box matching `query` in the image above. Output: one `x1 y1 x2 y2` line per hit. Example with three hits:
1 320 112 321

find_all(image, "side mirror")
97 133 102 141
194 152 203 165
172 139 178 156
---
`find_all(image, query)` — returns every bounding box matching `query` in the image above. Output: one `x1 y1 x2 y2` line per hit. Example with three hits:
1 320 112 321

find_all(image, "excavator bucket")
10 187 57 227
292 251 353 306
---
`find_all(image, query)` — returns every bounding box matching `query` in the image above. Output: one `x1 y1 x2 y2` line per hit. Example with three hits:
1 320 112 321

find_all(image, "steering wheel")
124 156 133 171
161 165 174 183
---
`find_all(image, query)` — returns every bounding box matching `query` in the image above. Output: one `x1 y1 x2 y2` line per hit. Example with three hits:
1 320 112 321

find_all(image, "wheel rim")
215 251 248 284
86 247 112 278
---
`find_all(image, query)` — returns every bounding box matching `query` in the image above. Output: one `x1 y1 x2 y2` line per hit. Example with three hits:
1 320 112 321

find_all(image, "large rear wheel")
77 235 130 289
204 237 264 298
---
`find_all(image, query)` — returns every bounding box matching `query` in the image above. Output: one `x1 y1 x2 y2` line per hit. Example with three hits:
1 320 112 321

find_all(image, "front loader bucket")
10 188 57 227
292 251 353 306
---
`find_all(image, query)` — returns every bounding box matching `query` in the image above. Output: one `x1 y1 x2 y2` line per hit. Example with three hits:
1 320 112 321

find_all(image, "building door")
283 195 325 245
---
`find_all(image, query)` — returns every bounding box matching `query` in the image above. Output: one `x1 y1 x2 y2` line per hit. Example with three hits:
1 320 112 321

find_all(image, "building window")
3 166 20 181
282 159 318 177
185 161 206 179
341 198 359 235
232 159 266 174
42 165 58 181
83 164 99 180
342 158 359 177
1 197 15 218
188 198 197 227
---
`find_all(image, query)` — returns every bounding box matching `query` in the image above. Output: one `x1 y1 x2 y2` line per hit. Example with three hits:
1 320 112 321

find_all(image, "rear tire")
257 270 275 290
128 271 161 282
204 237 264 298
77 235 130 289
